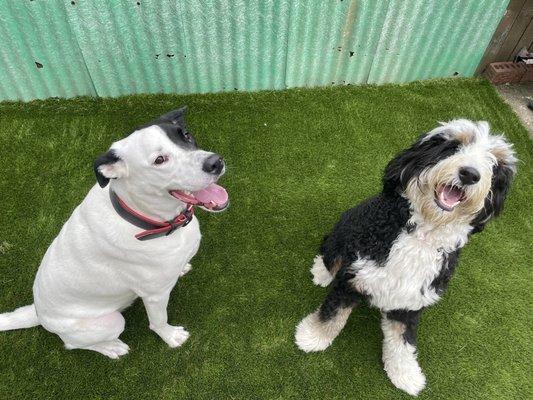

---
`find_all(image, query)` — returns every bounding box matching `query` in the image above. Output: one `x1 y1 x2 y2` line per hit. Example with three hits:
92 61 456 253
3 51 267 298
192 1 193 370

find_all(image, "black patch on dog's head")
471 161 515 233
383 134 460 195
138 106 198 150
93 149 121 188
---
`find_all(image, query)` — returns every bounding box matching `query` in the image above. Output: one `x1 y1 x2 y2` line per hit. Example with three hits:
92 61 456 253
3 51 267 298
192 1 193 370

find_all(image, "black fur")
321 192 411 269
430 249 461 294
138 106 198 150
386 309 422 346
93 150 121 188
383 135 460 195
318 192 410 322
471 162 515 234
318 269 361 322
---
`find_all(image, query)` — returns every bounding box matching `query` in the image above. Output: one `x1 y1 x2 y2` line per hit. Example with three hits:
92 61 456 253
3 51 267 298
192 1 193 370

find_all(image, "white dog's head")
94 107 228 212
383 120 517 229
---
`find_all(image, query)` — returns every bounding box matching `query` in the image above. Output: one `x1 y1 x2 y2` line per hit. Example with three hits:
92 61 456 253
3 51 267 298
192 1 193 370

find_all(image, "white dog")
0 107 229 358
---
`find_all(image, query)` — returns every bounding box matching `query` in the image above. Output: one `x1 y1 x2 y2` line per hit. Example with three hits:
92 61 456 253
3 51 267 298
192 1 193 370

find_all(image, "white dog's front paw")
153 324 190 348
384 359 426 396
179 263 192 277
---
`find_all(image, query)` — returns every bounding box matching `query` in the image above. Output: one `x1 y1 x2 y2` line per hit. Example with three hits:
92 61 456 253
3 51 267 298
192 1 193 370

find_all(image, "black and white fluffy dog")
295 120 516 396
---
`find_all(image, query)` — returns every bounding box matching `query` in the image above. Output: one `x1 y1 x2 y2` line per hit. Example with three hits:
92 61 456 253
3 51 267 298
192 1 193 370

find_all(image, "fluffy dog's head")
383 120 516 230
94 107 228 212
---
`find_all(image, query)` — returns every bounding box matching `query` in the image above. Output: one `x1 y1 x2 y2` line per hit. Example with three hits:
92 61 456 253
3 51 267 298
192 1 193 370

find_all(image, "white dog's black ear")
93 150 127 188
159 106 188 124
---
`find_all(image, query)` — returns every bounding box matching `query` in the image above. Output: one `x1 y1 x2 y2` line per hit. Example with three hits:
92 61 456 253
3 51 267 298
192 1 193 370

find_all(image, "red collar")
110 190 194 241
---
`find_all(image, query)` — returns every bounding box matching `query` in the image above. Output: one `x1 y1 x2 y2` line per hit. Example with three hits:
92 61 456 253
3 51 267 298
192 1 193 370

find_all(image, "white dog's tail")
0 304 39 331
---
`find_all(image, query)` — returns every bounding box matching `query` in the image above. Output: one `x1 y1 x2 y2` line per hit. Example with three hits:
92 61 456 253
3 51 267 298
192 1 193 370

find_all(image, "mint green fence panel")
178 0 290 93
64 0 189 97
0 0 508 101
367 0 509 84
286 0 390 87
0 1 95 100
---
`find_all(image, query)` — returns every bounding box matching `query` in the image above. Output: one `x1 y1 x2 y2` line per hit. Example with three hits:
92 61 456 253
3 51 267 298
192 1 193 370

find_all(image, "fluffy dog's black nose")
202 154 224 175
459 167 480 185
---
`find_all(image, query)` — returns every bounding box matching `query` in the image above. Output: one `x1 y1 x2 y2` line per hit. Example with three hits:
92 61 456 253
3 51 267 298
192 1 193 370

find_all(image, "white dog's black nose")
202 154 224 175
459 167 480 185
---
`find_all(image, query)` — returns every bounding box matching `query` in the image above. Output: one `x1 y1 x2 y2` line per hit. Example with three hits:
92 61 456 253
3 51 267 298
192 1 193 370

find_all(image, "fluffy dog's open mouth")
170 184 229 212
435 184 465 212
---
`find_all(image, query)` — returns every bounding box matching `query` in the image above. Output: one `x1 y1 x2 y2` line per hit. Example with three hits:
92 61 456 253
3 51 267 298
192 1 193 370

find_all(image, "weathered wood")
511 15 533 56
475 0 527 74
499 0 533 60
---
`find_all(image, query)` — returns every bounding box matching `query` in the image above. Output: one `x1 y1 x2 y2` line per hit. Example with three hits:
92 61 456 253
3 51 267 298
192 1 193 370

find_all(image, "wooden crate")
485 62 526 84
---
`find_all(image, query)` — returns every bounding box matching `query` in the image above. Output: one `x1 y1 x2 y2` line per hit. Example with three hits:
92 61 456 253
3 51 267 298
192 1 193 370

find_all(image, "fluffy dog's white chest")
351 223 470 311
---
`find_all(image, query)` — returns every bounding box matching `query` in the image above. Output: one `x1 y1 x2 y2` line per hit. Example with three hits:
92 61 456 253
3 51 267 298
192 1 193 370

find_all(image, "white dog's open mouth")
435 184 465 212
170 184 229 212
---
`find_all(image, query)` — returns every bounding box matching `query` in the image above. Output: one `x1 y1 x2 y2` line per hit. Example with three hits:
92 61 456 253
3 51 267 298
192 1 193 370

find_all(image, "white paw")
295 312 333 352
154 325 190 348
179 263 192 277
310 255 333 287
86 339 130 359
384 358 426 396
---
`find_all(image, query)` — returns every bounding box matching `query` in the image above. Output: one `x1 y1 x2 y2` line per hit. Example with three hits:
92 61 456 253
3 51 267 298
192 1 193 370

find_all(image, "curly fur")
296 120 516 396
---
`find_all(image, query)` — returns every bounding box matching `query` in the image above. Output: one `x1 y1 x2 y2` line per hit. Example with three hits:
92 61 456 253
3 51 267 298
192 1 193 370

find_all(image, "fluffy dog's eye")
154 155 167 165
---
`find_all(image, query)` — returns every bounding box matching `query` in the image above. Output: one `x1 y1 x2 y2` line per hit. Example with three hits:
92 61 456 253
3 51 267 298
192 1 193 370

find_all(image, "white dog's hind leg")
82 340 130 359
310 255 333 287
381 313 426 396
179 263 192 277
142 291 189 348
57 312 129 359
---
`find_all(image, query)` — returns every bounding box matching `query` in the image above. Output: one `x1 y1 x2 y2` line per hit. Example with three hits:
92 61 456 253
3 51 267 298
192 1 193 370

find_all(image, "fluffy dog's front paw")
295 312 333 352
179 263 192 277
153 324 190 348
384 359 426 396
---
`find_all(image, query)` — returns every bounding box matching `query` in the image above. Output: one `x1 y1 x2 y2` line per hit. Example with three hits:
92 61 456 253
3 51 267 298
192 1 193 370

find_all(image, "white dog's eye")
154 155 168 165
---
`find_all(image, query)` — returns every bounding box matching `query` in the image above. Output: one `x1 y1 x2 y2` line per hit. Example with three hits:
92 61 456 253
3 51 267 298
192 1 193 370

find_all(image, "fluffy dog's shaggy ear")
159 106 188 124
93 150 127 188
383 135 460 194
471 141 517 233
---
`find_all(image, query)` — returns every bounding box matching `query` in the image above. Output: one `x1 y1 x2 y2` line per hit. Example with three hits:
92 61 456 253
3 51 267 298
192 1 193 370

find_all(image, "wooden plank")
475 0 526 74
499 0 533 60
511 15 533 56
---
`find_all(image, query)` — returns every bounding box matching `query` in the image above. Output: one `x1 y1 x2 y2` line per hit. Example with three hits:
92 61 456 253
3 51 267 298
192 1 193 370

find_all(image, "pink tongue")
443 186 462 204
191 183 228 206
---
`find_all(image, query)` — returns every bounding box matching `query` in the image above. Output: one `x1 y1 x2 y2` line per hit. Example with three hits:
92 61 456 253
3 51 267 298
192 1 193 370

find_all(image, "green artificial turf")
0 78 531 399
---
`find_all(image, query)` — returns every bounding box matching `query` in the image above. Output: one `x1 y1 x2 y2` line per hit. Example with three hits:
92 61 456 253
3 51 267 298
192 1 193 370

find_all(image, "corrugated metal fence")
0 0 509 101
